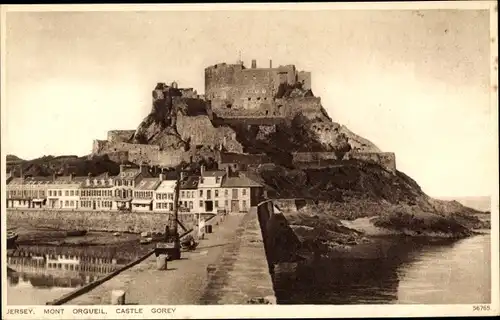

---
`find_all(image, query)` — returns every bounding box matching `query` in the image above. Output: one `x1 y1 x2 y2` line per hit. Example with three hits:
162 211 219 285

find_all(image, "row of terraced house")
5 164 265 215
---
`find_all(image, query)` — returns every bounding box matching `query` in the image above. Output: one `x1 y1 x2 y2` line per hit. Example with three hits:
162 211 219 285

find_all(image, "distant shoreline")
434 196 491 213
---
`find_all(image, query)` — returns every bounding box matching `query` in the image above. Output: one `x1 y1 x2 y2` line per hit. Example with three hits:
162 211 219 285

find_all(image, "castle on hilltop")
91 59 396 173
204 59 326 120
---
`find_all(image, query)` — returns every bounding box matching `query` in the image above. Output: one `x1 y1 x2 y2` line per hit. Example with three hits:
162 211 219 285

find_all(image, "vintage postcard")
1 2 498 319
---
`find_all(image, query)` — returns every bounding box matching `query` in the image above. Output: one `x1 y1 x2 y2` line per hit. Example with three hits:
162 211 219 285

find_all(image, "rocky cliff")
8 80 489 247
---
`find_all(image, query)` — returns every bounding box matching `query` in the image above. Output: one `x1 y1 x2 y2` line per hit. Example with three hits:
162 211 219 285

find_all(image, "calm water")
6 245 146 305
273 232 491 304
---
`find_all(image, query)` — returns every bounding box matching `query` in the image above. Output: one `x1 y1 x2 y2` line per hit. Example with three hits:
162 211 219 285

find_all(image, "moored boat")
66 230 88 237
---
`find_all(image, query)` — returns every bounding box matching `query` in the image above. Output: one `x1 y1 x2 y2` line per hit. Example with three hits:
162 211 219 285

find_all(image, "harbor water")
6 244 150 305
273 232 491 304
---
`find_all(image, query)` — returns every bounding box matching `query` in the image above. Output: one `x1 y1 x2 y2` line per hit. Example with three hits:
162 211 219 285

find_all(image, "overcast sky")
3 5 495 197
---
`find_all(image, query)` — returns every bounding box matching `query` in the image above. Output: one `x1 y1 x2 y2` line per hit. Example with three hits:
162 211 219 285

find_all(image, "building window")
189 201 193 209
70 200 74 206
225 200 228 206
242 189 247 196
169 203 173 211
207 190 211 199
215 190 219 197
70 190 74 196
181 191 185 198
242 200 247 210
215 200 219 208
225 189 229 196
232 189 238 199
199 190 203 197
58 190 62 196
65 200 69 206
199 200 203 208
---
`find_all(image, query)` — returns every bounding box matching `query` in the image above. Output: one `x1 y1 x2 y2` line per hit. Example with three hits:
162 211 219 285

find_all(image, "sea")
273 196 493 304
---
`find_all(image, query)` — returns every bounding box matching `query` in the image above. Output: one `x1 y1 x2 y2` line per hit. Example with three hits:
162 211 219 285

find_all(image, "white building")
179 173 198 212
47 175 86 209
220 172 264 213
153 178 177 213
197 166 227 214
132 177 161 212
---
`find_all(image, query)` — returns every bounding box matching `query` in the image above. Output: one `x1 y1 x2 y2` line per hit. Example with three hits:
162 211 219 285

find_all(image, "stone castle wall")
346 152 396 173
292 151 396 172
276 97 326 120
205 62 311 113
107 130 136 143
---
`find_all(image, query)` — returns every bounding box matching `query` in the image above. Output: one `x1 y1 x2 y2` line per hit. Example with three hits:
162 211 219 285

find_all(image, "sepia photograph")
1 2 498 319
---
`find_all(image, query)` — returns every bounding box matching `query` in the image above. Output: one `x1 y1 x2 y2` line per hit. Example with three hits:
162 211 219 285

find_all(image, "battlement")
205 60 312 114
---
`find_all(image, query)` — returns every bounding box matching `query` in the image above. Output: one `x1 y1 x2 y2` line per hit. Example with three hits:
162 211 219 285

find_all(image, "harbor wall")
6 209 201 234
256 200 302 266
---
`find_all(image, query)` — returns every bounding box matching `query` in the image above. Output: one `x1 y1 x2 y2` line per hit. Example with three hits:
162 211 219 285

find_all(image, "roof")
7 176 68 186
81 177 114 188
221 174 262 188
117 167 150 179
201 170 226 178
52 176 87 186
135 178 161 191
156 180 177 192
180 176 199 189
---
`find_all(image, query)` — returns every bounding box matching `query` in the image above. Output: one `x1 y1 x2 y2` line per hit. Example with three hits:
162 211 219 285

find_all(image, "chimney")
201 165 206 175
269 59 273 68
139 163 148 174
119 164 125 174
159 173 165 181
52 173 56 182
225 166 230 177
251 59 257 69
180 171 186 181
69 173 73 181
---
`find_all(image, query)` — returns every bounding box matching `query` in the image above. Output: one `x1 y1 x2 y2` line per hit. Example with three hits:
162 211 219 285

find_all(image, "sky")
2 6 496 197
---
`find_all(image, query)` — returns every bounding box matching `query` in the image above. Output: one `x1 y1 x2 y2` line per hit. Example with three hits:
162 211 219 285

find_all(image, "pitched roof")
221 174 262 188
81 177 114 188
180 176 199 189
8 176 53 185
156 179 177 192
135 178 161 190
201 170 226 178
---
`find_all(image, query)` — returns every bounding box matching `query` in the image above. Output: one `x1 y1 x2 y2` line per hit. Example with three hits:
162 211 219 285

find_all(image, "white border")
1 2 498 319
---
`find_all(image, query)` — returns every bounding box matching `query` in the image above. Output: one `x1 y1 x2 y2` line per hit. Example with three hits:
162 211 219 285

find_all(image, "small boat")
140 237 153 245
7 231 18 247
66 230 88 237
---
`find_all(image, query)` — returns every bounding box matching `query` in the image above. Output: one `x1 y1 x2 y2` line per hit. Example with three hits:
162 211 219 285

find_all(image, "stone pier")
62 210 276 305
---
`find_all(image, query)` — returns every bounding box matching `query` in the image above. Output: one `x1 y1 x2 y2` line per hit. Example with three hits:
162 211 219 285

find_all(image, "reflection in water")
273 234 491 305
6 245 143 305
